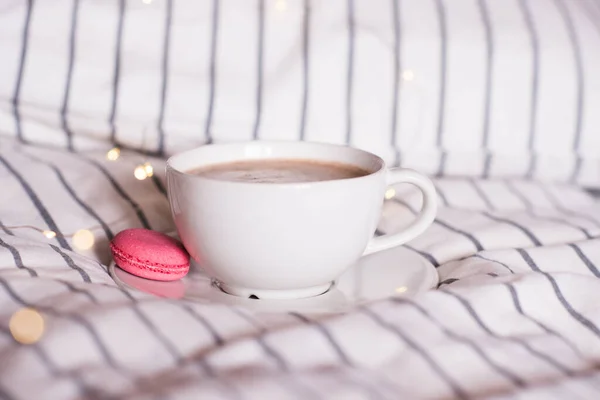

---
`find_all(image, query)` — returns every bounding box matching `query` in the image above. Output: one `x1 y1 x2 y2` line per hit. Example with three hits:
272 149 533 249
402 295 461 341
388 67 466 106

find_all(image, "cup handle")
363 168 438 256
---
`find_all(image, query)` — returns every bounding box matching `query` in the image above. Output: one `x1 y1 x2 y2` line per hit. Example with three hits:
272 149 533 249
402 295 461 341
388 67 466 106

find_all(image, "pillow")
0 0 598 186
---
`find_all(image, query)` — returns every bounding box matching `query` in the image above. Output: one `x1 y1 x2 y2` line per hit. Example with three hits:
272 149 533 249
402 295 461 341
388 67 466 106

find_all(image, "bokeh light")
10 308 45 345
143 162 154 177
73 229 95 250
402 70 414 81
106 147 120 161
134 165 148 180
385 188 396 200
275 0 287 12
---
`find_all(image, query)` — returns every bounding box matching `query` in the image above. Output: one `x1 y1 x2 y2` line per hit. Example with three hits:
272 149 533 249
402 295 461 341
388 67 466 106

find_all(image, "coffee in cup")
166 141 437 300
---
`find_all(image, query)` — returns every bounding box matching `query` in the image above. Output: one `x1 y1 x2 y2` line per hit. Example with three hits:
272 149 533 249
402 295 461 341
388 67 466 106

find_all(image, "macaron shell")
110 229 190 282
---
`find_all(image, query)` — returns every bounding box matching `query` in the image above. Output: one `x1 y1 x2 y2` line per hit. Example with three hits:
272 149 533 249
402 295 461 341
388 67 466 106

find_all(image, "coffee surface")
187 159 370 183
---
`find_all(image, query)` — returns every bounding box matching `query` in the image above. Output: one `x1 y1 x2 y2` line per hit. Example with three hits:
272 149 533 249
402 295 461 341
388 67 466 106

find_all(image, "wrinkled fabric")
1 140 600 399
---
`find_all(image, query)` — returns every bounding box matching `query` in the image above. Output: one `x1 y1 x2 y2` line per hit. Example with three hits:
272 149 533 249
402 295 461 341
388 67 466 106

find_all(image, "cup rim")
166 140 386 186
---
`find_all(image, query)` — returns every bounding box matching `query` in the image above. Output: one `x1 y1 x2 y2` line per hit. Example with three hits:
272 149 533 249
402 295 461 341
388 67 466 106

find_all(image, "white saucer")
109 245 438 314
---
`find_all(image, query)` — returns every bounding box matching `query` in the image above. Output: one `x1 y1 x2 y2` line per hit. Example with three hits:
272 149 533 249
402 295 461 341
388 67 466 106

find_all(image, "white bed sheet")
1 139 600 400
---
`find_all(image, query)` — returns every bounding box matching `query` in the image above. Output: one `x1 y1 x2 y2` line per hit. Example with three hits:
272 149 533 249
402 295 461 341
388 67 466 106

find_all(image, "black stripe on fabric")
438 278 458 287
433 0 447 176
19 151 114 240
151 175 167 198
482 211 542 246
231 311 324 400
59 280 98 304
576 0 600 35
252 0 265 140
134 306 182 365
503 181 594 237
436 152 447 178
392 297 526 388
0 237 37 277
232 309 290 371
49 244 91 283
469 179 495 211
374 228 441 266
391 197 484 252
390 0 401 166
476 0 494 178
345 0 355 145
0 326 91 394
0 282 118 396
61 0 80 151
0 276 120 369
436 181 550 244
0 283 100 395
440 289 574 375
571 157 583 184
299 0 310 141
568 243 600 277
0 221 13 236
361 307 468 399
503 282 584 359
432 182 450 207
0 155 71 250
516 248 600 339
0 385 14 400
439 273 500 286
181 304 224 346
12 0 33 143
473 253 515 274
52 170 114 239
482 154 493 179
517 0 540 179
0 325 56 375
204 0 220 144
537 184 600 227
521 210 593 240
115 290 189 369
156 0 173 156
405 244 440 267
504 180 533 210
81 157 151 229
335 374 386 400
552 0 585 183
109 0 125 144
289 312 353 366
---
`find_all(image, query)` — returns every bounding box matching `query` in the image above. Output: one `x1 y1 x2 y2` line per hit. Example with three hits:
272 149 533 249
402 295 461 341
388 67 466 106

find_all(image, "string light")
142 0 152 4
385 188 396 200
106 147 121 161
43 230 57 239
143 162 154 177
395 286 408 294
10 308 45 345
402 69 414 81
73 229 95 250
6 142 157 252
134 165 148 180
5 215 129 243
275 0 287 11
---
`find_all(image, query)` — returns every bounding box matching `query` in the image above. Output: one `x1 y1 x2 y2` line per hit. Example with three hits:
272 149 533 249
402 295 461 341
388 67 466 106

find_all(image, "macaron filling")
111 242 189 274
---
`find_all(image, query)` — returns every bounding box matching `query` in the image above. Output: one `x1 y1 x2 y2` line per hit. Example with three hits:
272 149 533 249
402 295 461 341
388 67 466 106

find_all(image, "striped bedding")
1 139 600 399
2 0 600 186
2 0 600 398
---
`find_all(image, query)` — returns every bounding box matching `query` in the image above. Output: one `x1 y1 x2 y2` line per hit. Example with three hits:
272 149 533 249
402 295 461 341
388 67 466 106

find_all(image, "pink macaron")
110 228 190 281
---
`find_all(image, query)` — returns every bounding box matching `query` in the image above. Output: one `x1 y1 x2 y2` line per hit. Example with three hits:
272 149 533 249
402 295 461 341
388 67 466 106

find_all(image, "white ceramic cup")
166 141 437 300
